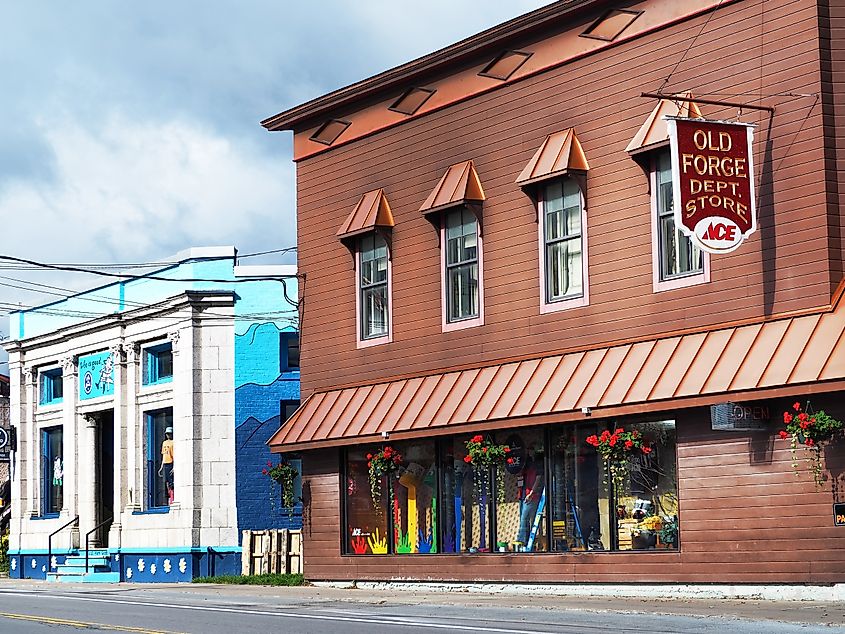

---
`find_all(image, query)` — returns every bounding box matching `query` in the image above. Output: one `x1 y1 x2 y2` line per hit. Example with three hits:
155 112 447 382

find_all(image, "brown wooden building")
264 0 845 584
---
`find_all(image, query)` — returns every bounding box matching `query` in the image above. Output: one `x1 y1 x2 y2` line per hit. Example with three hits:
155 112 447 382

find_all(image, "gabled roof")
270 288 845 451
261 1 597 131
626 92 702 154
337 189 395 240
419 160 486 215
516 128 589 186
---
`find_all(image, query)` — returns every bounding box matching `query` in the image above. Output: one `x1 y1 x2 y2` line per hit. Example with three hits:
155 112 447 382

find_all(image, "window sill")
540 293 588 314
37 402 63 412
357 334 392 349
31 514 60 520
132 507 171 515
653 271 708 293
442 316 483 333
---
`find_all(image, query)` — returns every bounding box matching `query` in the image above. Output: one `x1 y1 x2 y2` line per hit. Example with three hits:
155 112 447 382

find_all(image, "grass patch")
193 573 304 586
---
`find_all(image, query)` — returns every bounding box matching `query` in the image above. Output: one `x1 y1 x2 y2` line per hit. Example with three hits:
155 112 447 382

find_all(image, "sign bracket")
641 92 775 114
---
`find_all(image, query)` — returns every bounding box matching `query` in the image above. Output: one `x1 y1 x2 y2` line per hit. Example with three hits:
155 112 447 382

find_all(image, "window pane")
613 420 679 551
345 447 389 554
43 427 63 515
362 284 389 339
390 442 437 554
550 424 609 551
495 429 547 552
546 238 582 301
440 436 490 553
448 263 479 321
148 409 174 508
660 215 703 279
446 209 478 266
286 336 300 369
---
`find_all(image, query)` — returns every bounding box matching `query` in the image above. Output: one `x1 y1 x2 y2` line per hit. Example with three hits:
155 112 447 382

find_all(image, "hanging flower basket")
367 446 403 513
463 434 510 503
262 459 299 516
778 402 843 487
585 428 650 493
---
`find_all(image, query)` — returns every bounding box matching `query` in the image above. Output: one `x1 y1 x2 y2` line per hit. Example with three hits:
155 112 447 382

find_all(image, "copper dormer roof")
337 189 394 240
419 160 486 215
269 290 845 451
516 128 590 187
626 92 703 154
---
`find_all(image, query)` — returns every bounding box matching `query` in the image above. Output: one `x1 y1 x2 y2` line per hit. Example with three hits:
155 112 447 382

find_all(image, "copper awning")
270 294 845 452
419 160 485 215
516 128 589 187
337 188 394 241
626 92 702 154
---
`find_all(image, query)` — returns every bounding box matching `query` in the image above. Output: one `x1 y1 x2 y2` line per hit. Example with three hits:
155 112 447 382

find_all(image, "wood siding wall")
300 405 845 583
295 0 837 397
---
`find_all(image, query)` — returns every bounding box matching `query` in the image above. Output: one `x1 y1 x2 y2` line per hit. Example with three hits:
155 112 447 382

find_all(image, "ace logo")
667 117 757 254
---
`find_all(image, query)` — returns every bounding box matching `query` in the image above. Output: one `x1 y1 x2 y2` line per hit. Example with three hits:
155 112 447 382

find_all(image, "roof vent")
389 87 436 115
478 50 532 81
581 9 642 42
309 119 351 145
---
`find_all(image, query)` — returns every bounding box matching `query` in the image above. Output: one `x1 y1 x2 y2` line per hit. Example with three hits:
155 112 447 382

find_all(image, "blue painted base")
10 548 241 582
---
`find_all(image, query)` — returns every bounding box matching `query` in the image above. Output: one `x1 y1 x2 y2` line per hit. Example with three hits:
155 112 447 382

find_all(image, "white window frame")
538 179 589 314
355 233 392 349
651 149 710 292
441 207 484 332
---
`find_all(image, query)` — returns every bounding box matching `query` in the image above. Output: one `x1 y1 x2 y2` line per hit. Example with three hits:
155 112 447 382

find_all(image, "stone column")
23 368 37 519
8 357 26 552
60 355 80 550
123 343 141 513
78 414 98 547
108 344 124 548
168 330 189 515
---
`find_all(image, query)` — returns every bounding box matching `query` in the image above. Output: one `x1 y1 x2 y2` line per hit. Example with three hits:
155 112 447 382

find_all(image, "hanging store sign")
78 351 115 400
667 117 756 254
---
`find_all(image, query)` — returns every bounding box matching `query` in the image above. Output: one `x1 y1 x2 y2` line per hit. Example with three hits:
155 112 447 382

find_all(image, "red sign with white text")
667 118 756 254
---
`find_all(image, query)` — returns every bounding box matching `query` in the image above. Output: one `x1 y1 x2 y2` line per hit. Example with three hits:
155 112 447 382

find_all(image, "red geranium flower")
793 402 801 411
267 460 273 467
783 413 793 424
463 455 472 463
471 434 484 443
504 447 511 453
642 446 652 454
608 435 617 447
805 438 815 447
778 430 789 440
507 458 514 465
624 440 634 449
366 453 373 460
262 468 268 475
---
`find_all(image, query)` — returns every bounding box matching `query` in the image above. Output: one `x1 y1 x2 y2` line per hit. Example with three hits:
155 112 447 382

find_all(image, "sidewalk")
2 578 843 628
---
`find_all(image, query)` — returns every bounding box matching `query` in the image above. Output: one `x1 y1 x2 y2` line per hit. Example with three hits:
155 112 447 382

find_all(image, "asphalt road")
0 582 841 634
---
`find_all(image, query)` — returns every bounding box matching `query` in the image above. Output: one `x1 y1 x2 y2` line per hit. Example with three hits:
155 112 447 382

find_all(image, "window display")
341 419 679 555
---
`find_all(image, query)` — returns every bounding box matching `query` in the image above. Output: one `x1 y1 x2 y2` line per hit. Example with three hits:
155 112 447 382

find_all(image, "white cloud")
0 114 295 263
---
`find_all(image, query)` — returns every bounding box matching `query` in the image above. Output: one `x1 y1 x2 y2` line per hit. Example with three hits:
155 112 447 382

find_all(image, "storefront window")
440 436 490 553
495 428 547 552
342 421 679 556
41 426 63 516
390 442 437 553
344 447 388 554
613 420 679 551
550 423 608 551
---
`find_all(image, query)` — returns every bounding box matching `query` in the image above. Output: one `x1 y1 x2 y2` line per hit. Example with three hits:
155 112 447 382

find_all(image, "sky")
0 0 548 363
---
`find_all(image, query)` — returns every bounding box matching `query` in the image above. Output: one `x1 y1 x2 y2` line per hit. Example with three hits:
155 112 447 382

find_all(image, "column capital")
123 342 142 364
82 414 98 429
60 355 78 375
167 331 181 354
23 367 35 385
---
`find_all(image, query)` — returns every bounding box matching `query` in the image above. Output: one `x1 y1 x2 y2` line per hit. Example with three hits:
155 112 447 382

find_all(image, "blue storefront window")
146 408 174 510
39 369 63 406
41 427 63 517
144 343 173 385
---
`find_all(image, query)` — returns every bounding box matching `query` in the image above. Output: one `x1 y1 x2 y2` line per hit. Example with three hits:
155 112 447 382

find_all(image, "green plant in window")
262 460 299 517
367 446 403 514
778 401 843 487
658 515 678 548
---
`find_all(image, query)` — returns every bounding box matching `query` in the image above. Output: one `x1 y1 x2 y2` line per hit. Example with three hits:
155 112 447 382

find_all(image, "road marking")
0 590 555 633
0 610 184 633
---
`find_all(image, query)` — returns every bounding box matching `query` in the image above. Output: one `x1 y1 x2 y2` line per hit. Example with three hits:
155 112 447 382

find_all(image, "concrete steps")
46 551 119 583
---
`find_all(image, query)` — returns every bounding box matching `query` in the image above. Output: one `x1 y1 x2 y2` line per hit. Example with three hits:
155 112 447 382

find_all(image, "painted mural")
78 351 115 400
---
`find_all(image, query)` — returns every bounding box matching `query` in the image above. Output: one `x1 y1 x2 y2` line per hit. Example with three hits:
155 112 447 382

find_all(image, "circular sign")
693 216 744 253
0 428 8 450
84 371 93 395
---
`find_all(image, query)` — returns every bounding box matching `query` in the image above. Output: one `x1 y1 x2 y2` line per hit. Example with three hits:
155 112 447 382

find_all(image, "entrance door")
95 411 114 547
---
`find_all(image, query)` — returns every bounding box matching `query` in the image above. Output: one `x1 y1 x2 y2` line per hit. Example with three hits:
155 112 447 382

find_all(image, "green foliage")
0 532 8 573
192 573 304 586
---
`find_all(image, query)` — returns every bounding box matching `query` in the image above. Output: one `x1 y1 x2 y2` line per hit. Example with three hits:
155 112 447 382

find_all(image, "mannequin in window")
158 426 174 504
